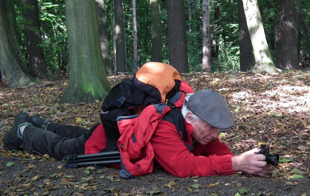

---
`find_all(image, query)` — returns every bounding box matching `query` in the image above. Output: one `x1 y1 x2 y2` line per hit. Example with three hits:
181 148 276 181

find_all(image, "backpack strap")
164 93 193 151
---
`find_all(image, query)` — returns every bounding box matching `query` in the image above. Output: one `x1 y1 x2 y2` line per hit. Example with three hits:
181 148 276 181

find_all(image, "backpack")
99 62 188 151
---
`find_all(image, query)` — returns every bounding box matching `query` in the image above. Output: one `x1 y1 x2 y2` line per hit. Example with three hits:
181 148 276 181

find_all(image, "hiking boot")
3 113 31 150
30 115 50 129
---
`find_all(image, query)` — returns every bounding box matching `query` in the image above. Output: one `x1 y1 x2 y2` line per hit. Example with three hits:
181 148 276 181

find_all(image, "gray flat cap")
186 89 234 130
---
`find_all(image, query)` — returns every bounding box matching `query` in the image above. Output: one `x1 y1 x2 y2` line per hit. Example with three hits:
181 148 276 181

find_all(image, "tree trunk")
190 0 199 55
96 0 112 75
202 0 211 71
187 0 192 42
275 0 300 70
242 0 277 73
21 0 47 78
60 0 110 103
150 0 162 62
167 0 188 73
211 1 219 60
239 0 255 71
113 0 126 73
0 0 36 87
132 0 138 70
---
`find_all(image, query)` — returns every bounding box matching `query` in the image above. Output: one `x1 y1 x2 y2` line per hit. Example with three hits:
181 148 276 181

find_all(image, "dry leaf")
206 181 220 188
164 181 176 188
75 117 83 123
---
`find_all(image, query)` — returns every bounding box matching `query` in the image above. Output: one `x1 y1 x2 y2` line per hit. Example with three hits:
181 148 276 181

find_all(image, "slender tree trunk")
167 0 188 73
0 0 36 87
296 0 301 62
275 0 300 70
150 0 162 62
202 0 211 71
187 0 192 46
113 0 126 73
21 0 47 78
132 0 138 70
96 0 112 75
239 0 255 71
60 0 110 103
191 0 199 54
211 1 219 60
242 0 277 73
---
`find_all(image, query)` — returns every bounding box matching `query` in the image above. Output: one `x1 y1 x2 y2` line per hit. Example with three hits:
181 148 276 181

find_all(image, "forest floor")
0 70 310 196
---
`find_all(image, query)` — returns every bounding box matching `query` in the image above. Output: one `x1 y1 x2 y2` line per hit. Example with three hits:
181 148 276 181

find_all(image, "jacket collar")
185 121 194 144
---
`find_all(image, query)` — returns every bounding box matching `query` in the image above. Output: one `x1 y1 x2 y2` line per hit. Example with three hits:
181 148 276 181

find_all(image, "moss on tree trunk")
60 0 110 103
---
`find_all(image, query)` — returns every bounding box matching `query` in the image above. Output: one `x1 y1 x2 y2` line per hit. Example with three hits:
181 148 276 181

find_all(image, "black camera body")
256 145 279 167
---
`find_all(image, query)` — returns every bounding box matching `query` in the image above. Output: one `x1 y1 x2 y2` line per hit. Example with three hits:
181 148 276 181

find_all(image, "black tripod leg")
64 151 121 168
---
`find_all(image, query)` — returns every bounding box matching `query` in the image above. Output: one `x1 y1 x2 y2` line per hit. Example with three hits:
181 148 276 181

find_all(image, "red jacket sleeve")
151 121 235 177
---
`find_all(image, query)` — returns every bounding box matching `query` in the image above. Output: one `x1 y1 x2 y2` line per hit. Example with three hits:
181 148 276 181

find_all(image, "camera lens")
266 154 279 167
256 145 279 167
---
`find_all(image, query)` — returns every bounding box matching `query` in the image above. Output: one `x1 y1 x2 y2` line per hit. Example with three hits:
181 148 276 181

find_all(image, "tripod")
64 151 121 168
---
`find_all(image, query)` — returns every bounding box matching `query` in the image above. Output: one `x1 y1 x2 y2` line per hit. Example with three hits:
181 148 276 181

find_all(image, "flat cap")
186 89 234 130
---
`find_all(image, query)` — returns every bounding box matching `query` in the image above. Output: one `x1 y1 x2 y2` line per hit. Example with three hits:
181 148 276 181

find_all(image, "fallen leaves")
1 71 310 195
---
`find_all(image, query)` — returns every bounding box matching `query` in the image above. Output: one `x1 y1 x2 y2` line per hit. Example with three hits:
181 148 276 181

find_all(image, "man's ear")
185 112 193 124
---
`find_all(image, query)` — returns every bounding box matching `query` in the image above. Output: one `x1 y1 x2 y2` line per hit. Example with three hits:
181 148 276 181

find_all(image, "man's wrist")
231 156 240 173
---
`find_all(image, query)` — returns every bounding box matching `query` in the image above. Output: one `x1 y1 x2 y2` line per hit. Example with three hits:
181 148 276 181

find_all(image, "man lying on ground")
3 89 270 177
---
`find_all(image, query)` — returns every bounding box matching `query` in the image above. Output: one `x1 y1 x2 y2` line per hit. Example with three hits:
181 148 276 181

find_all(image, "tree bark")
150 0 162 62
95 0 112 75
187 0 192 41
275 0 300 70
0 0 36 87
167 0 188 73
202 0 211 71
113 0 126 73
132 0 138 70
21 0 47 78
239 0 255 71
211 1 219 60
242 0 277 73
60 0 110 103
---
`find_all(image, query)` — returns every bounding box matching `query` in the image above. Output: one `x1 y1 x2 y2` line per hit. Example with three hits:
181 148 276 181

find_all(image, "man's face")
191 119 219 145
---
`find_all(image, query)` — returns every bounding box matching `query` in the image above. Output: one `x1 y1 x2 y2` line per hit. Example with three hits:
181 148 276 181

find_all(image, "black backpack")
99 76 189 151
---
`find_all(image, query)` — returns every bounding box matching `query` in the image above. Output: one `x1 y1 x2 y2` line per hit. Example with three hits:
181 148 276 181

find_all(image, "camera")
256 145 279 167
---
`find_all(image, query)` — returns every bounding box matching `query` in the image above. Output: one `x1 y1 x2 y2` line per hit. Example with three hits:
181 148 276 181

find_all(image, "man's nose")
211 129 219 138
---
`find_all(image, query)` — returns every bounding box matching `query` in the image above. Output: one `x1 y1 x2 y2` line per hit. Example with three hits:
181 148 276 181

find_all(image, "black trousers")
22 123 98 160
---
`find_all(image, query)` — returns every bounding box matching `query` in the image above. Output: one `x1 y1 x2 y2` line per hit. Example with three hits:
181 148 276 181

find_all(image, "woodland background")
1 0 310 195
1 0 310 103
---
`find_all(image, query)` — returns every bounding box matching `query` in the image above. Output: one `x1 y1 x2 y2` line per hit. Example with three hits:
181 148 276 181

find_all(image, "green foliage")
300 0 310 67
39 0 67 73
212 39 240 72
14 0 27 60
14 0 67 75
187 0 241 72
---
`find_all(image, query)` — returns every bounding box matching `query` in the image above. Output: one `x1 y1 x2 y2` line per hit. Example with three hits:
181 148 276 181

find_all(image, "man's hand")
231 148 271 176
